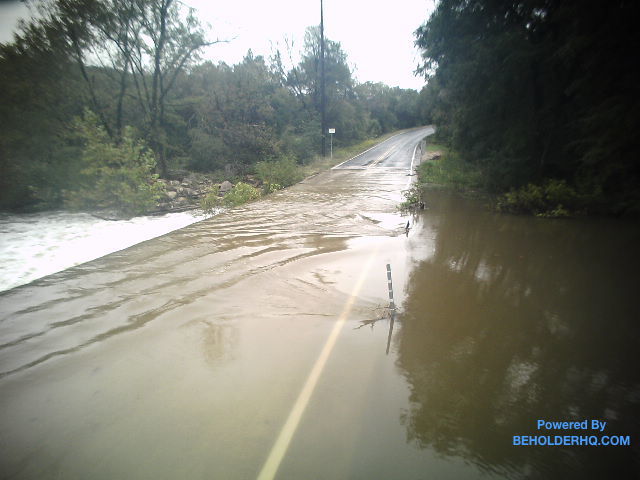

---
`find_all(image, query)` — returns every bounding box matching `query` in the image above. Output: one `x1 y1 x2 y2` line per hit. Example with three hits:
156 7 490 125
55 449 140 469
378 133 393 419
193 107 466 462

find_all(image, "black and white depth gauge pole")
385 264 396 355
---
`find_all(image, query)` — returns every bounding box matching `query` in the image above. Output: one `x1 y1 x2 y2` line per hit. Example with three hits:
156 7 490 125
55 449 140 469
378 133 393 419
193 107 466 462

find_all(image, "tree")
0 9 85 210
184 53 281 173
297 27 353 105
356 82 421 134
64 110 163 216
27 0 216 176
284 27 367 148
0 7 425 213
415 0 640 212
134 0 216 176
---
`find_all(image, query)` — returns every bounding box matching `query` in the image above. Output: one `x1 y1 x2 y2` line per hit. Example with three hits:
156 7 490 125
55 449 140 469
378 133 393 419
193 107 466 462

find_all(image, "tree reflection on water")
396 192 640 479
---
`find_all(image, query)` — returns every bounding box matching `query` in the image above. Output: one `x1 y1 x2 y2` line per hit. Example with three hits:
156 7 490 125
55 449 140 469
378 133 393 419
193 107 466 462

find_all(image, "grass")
416 143 589 217
417 143 484 192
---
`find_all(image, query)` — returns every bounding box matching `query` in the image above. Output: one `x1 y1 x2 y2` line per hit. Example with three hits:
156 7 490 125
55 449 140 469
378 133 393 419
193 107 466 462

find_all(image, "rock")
183 188 197 198
219 181 233 193
424 151 443 161
175 197 189 206
165 191 177 200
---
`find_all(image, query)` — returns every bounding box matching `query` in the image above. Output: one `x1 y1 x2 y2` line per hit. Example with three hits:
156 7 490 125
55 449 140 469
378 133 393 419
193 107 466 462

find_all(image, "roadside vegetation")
401 141 482 211
4 1 637 219
417 144 483 193
415 0 640 216
200 182 262 213
0 0 424 217
201 131 410 214
495 180 585 218
413 142 595 218
63 111 165 217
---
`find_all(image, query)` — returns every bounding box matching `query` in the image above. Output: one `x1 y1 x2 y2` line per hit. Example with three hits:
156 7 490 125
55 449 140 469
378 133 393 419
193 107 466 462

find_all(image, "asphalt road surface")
334 126 435 170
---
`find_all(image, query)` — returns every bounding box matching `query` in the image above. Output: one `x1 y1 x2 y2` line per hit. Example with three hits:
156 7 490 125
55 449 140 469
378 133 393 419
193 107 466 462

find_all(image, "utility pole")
320 0 326 157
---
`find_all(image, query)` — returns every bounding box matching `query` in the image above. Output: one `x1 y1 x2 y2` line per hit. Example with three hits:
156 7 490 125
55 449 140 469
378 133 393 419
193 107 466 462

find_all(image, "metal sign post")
328 128 335 159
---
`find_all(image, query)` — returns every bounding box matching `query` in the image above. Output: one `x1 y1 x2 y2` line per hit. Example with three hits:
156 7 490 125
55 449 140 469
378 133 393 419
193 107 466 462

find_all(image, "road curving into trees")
334 126 435 170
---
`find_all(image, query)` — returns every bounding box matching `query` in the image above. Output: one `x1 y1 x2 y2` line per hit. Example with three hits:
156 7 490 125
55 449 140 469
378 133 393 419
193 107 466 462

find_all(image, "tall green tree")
0 6 425 213
64 110 164 216
284 27 368 148
416 0 640 212
30 0 214 175
0 8 85 210
184 53 281 173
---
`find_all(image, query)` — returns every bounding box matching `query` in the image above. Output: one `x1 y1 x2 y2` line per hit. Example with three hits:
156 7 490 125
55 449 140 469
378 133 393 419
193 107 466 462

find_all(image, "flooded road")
0 211 203 292
1 126 639 479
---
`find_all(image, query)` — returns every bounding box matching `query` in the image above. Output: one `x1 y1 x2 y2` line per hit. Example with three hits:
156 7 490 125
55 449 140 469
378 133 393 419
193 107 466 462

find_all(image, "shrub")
417 150 483 191
199 185 221 214
254 156 303 191
200 182 261 214
496 179 581 217
399 185 424 210
221 182 261 207
264 183 283 194
63 110 164 217
280 126 319 162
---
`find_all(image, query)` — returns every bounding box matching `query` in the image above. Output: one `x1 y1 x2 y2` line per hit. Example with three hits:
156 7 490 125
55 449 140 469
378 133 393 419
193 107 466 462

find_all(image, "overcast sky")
0 0 434 90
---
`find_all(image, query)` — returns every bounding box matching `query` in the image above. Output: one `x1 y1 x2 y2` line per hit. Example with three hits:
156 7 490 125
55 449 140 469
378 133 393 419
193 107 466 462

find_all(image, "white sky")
0 0 434 90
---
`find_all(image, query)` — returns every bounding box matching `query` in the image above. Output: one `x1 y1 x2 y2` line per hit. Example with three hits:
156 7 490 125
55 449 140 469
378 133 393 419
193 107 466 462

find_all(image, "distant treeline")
416 0 640 215
0 0 423 212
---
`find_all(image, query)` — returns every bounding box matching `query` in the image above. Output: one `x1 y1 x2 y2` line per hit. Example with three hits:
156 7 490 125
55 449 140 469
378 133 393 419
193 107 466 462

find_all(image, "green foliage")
415 0 640 213
399 185 423 210
264 183 283 194
184 55 281 173
221 182 262 207
279 122 321 162
64 111 164 217
296 27 354 114
0 20 85 211
200 182 262 213
356 82 421 133
496 180 582 217
418 150 483 191
199 185 221 213
0 5 425 213
254 156 304 191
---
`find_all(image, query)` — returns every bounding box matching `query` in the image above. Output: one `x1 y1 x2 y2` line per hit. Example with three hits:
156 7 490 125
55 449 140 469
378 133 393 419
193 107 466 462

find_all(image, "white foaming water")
0 210 204 292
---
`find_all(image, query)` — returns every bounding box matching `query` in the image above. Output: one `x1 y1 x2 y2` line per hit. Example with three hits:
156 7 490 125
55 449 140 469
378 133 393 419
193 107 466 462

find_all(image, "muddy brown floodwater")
1 127 639 479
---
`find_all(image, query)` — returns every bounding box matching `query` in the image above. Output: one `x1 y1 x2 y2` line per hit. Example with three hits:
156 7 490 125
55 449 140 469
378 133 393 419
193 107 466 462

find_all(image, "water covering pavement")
1 127 457 479
2 125 639 479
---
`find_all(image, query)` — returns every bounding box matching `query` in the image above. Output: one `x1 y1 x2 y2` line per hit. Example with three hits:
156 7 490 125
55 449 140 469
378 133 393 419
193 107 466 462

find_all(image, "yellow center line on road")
369 145 397 168
256 246 381 480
